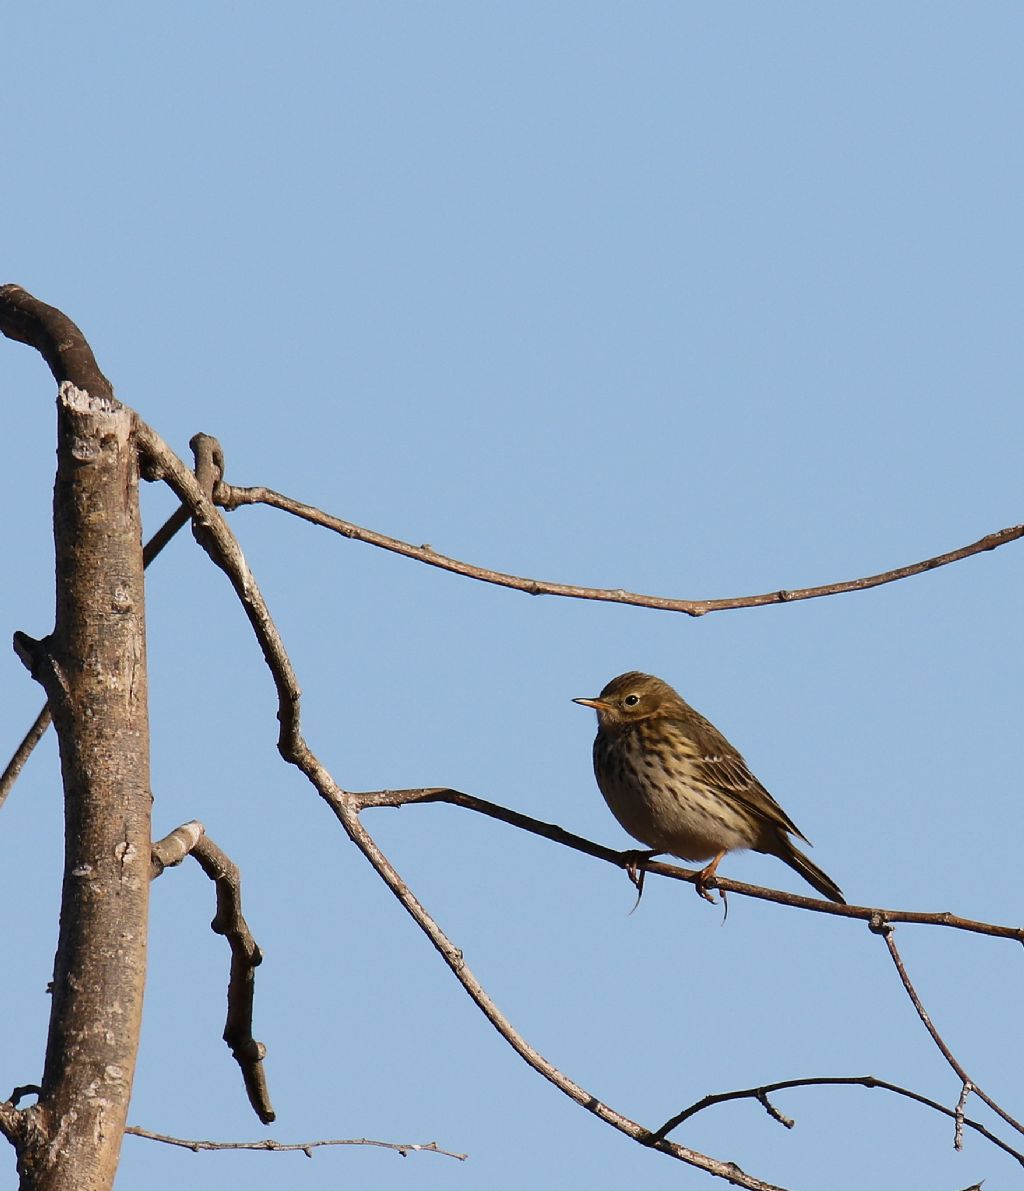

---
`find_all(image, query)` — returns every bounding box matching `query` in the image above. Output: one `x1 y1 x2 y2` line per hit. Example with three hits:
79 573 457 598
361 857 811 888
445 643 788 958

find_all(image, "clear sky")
2 5 1023 1189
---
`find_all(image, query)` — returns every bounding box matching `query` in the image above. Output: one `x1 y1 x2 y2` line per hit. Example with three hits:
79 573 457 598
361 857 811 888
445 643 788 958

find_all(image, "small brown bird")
574 672 845 903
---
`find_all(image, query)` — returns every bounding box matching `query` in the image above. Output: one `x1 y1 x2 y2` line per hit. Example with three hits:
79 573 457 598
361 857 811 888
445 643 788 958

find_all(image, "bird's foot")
695 851 726 904
621 849 661 911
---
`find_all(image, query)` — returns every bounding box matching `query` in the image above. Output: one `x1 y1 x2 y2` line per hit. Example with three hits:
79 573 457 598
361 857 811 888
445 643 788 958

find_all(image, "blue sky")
2 5 1023 1189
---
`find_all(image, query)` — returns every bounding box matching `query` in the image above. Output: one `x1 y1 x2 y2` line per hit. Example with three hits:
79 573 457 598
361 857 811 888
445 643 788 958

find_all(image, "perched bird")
574 672 845 903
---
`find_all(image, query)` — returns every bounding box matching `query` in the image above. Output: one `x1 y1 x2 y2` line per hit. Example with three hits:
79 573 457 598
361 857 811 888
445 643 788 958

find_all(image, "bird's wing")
689 714 810 842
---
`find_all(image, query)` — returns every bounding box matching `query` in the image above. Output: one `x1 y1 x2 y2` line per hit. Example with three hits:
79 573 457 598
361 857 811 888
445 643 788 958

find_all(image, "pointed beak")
573 696 607 711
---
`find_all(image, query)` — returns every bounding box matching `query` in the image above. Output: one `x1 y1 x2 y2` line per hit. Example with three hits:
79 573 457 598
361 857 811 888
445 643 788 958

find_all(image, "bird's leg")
695 850 726 904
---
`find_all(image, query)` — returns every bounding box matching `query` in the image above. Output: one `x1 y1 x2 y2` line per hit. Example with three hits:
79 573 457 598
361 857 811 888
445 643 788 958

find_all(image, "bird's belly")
598 772 754 861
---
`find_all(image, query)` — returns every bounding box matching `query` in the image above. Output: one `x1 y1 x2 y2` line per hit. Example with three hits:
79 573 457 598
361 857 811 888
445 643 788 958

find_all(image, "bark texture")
16 383 151 1191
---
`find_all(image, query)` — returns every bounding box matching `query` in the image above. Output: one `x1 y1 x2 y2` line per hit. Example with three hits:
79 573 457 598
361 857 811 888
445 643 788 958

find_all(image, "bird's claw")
694 850 727 906
621 849 660 912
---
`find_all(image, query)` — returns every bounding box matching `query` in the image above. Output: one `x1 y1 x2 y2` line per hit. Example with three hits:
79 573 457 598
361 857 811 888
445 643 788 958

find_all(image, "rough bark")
13 382 151 1191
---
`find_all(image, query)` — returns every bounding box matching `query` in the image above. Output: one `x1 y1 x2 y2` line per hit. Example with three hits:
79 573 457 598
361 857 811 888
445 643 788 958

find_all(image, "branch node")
12 631 45 676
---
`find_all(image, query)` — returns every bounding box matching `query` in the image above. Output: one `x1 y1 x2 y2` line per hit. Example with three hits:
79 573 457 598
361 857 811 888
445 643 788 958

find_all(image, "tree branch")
649 1074 1024 1166
217 481 1023 618
352 787 1024 943
137 427 791 1191
0 706 51 812
0 284 114 399
151 822 274 1123
871 916 1024 1140
124 1124 467 1159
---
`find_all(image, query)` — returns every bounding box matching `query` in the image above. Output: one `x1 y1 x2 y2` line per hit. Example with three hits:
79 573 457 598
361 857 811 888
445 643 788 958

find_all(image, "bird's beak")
573 696 607 711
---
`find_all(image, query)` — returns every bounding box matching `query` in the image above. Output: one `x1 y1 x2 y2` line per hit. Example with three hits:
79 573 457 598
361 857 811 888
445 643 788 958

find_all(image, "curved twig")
217 482 1023 618
649 1074 1024 1166
0 284 114 399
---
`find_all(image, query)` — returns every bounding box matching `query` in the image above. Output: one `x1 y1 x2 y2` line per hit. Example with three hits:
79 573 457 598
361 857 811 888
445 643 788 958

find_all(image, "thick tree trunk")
14 382 151 1190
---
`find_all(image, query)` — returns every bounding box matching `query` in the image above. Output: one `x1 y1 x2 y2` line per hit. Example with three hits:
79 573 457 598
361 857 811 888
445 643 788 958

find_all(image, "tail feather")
776 840 845 904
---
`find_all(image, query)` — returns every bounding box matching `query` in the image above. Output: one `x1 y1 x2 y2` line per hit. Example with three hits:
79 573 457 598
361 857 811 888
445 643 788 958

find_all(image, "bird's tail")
778 840 846 904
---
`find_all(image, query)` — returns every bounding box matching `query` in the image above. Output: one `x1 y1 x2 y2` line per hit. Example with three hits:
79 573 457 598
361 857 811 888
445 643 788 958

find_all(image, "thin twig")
649 1075 1024 1166
217 482 1024 618
124 1125 467 1159
138 426 791 1191
871 916 1024 1139
352 787 1024 943
151 821 274 1123
956 1081 973 1152
0 706 51 810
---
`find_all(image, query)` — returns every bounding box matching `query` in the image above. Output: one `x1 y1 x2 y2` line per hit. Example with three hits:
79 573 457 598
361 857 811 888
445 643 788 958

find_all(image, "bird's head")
573 671 680 728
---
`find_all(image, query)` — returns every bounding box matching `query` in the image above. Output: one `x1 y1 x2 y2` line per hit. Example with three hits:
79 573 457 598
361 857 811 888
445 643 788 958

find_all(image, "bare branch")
217 481 1023 618
150 821 205 875
755 1091 794 1129
956 1081 973 1152
650 1075 1024 1167
0 706 51 811
871 916 1024 1140
151 822 274 1124
124 1125 467 1159
137 427 791 1191
0 284 114 399
142 505 191 568
353 787 1024 943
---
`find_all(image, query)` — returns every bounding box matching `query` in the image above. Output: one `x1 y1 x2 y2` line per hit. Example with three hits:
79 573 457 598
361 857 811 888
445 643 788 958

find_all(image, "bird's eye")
623 694 640 707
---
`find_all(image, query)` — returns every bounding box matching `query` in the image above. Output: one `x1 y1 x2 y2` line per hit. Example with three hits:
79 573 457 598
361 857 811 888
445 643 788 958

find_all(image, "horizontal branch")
218 482 1023 617
124 1125 466 1160
353 787 1024 942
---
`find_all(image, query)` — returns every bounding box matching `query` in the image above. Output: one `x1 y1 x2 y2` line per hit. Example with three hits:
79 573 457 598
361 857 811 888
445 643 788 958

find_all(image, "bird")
573 671 845 903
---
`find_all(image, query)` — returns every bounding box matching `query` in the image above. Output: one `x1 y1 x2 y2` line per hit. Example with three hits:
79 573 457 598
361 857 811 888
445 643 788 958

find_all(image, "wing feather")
686 710 809 842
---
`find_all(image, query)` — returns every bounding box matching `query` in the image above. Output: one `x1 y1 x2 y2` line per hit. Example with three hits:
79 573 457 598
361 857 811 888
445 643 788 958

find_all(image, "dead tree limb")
151 822 274 1123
